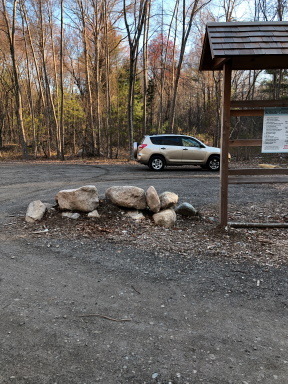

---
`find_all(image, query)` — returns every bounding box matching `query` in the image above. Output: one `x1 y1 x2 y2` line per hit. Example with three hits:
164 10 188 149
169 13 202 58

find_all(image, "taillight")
138 144 147 151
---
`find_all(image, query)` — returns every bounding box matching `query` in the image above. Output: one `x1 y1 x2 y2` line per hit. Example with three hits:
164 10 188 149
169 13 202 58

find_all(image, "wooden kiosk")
199 22 288 228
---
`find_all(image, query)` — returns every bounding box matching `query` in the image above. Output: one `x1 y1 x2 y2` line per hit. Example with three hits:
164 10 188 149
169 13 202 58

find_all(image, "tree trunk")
103 0 112 158
2 0 28 159
21 6 37 157
169 0 211 132
78 0 95 154
39 0 60 157
59 0 65 160
142 1 150 136
92 0 101 156
123 0 150 159
20 0 47 153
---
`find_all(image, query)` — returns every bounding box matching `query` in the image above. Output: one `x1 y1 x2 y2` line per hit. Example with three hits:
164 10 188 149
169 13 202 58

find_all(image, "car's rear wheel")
148 156 165 171
207 155 220 171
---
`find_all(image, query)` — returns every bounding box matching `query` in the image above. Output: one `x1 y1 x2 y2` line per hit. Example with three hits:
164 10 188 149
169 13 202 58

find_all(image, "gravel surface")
10 194 288 268
0 161 287 384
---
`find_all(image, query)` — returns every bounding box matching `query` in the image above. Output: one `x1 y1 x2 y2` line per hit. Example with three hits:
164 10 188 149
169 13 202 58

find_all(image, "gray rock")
159 191 178 210
105 186 146 210
146 186 161 213
25 200 47 223
175 202 198 216
153 209 176 228
56 185 99 212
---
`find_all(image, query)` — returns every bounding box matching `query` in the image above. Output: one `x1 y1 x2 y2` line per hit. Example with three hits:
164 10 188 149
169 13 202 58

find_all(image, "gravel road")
0 162 287 384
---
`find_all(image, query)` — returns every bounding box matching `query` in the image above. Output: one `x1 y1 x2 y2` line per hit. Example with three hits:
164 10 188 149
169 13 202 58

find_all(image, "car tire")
207 155 220 171
148 156 165 171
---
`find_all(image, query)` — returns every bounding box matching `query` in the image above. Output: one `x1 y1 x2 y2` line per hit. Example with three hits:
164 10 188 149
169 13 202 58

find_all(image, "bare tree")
223 0 243 21
73 0 96 154
59 0 65 159
123 0 150 159
91 0 102 156
142 0 150 136
169 0 212 133
1 0 28 158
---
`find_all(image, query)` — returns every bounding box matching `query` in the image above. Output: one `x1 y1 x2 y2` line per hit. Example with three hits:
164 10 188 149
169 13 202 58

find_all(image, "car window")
182 137 201 148
150 137 163 145
161 136 182 146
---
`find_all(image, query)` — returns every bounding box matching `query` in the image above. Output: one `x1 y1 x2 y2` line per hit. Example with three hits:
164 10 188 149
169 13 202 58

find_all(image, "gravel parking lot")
0 161 287 384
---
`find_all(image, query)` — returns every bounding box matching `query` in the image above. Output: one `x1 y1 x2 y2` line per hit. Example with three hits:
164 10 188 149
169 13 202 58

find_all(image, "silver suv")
134 134 222 171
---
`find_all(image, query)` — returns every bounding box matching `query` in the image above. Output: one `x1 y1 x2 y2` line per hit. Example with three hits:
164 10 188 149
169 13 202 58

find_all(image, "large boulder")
153 209 177 228
146 186 161 213
175 202 198 216
159 191 178 210
25 200 47 223
105 186 146 210
55 185 99 212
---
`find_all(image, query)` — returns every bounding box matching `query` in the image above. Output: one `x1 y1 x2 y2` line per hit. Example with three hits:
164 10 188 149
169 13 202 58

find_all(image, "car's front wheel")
148 156 165 171
207 155 220 171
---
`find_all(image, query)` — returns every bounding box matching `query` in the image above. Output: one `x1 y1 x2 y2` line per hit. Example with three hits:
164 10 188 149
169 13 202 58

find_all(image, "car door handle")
161 147 166 150
183 148 188 150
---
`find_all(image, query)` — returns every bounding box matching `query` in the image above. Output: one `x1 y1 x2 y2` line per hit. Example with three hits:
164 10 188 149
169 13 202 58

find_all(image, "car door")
181 137 206 163
160 136 183 164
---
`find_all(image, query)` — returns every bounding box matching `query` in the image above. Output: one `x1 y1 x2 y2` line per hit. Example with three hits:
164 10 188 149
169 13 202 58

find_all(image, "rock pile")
25 185 198 228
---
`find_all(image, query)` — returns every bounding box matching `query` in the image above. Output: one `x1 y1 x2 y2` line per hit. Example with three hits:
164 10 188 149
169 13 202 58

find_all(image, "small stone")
44 203 54 210
88 210 100 218
175 202 198 216
61 212 80 220
152 373 159 379
126 211 145 221
25 200 46 223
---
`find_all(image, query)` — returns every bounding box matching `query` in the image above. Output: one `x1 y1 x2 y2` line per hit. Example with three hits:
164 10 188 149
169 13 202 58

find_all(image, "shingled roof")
199 21 288 71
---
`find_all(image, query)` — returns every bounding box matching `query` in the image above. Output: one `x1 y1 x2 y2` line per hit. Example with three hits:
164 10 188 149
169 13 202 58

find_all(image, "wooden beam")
229 222 288 228
228 176 288 184
230 109 264 116
228 168 288 175
231 100 288 108
220 61 232 227
213 58 230 69
229 139 262 147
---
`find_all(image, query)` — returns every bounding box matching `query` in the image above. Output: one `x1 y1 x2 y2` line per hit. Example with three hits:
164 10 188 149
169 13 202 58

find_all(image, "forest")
0 0 287 160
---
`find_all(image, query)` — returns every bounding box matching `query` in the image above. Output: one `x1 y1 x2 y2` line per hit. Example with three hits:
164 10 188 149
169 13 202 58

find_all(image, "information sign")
262 108 288 153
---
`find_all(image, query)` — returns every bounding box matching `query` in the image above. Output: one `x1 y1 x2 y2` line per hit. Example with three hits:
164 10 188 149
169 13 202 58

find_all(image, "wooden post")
219 61 232 227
